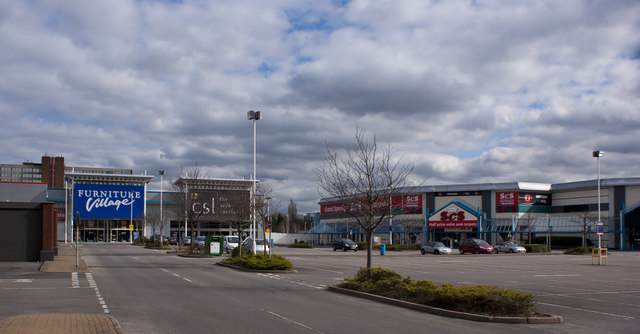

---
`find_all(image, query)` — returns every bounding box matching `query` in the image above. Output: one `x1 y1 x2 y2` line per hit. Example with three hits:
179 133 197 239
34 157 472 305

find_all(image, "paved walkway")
0 314 122 334
39 245 88 273
0 245 123 334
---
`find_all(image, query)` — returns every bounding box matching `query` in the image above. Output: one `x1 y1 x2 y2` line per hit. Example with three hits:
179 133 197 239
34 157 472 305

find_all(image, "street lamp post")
248 110 261 254
159 170 165 242
267 196 272 258
593 150 603 265
389 183 393 245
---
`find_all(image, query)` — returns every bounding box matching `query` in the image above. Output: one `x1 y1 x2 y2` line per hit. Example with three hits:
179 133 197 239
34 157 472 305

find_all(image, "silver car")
421 241 452 255
494 242 526 253
242 237 270 253
223 235 239 253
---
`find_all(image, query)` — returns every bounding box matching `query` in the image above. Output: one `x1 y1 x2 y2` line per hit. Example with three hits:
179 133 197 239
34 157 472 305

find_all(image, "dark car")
166 235 177 245
332 238 358 252
458 238 495 254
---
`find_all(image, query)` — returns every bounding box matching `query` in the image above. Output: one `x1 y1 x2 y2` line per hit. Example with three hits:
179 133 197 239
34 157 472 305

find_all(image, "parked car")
495 242 526 253
195 236 206 247
421 241 452 255
459 238 495 254
332 238 358 252
242 237 270 253
166 235 177 245
224 235 239 253
182 236 191 245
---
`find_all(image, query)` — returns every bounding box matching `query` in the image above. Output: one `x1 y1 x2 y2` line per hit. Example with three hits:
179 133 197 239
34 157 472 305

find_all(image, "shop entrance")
111 229 130 242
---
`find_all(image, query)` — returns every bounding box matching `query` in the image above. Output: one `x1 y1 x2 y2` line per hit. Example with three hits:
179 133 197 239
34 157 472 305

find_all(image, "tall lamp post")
593 150 603 264
159 170 165 242
389 183 393 245
248 110 261 254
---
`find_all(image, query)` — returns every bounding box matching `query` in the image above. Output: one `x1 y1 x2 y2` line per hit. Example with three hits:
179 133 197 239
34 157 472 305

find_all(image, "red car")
459 238 495 254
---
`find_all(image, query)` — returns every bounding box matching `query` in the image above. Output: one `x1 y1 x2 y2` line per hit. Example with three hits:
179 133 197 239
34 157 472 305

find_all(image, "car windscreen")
227 237 238 243
433 242 445 247
476 240 489 245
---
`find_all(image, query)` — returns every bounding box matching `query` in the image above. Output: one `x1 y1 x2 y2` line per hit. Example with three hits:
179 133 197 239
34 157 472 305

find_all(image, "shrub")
565 246 595 254
532 236 593 248
522 244 551 253
145 240 168 248
222 253 293 270
289 241 313 248
339 267 538 317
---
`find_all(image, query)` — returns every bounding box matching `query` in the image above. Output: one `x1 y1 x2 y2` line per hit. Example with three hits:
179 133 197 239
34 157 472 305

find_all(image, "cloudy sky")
1 0 638 213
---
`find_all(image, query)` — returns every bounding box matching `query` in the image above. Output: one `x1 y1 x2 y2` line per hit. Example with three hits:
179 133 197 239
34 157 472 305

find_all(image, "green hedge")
222 253 293 270
289 241 313 248
340 267 538 317
564 246 595 254
531 236 593 248
522 244 551 253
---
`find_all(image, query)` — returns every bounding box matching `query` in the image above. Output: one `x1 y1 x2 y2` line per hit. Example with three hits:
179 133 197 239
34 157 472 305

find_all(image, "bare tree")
170 166 208 254
224 189 252 256
397 218 423 244
272 212 286 233
146 209 165 243
575 210 596 247
314 127 414 268
255 182 280 255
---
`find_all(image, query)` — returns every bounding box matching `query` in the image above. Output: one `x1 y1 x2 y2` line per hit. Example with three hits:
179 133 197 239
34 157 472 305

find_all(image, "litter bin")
380 244 386 255
206 235 223 256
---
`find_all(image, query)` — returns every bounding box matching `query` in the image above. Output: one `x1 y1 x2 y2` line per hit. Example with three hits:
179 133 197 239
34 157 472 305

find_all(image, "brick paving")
0 245 122 333
0 314 122 334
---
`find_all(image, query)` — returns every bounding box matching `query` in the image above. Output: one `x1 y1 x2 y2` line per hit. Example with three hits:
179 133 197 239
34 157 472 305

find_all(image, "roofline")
318 177 640 204
551 177 640 191
64 172 154 183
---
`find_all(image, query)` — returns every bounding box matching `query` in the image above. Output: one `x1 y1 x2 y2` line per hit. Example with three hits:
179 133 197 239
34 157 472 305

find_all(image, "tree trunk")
366 230 373 268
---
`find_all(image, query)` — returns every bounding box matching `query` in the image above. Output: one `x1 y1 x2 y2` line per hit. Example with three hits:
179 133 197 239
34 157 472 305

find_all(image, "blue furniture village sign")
74 184 144 219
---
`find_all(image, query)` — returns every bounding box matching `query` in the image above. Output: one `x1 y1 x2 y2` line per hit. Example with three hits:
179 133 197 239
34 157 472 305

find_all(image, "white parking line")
85 272 110 314
257 273 326 289
294 265 344 274
262 309 322 333
536 301 635 320
71 272 79 288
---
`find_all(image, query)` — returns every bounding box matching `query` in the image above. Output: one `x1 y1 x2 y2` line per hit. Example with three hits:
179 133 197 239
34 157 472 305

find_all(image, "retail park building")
2 155 640 261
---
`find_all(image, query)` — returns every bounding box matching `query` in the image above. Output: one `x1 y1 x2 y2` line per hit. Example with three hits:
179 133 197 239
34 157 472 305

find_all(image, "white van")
223 235 239 253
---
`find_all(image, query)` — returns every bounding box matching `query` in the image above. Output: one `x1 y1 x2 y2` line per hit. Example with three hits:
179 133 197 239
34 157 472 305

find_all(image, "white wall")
269 232 312 245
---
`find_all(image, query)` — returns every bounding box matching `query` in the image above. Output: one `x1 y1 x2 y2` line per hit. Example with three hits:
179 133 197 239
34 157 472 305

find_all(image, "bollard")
380 244 386 255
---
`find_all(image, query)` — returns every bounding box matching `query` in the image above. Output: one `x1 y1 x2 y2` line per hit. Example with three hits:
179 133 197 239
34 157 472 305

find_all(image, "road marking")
294 265 344 274
164 269 194 284
71 272 79 288
533 274 581 277
86 273 110 314
262 309 323 333
536 302 634 320
436 260 469 263
257 273 326 289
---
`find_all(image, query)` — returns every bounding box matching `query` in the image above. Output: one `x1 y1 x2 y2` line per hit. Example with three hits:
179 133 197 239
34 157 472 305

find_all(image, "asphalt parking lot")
274 246 640 333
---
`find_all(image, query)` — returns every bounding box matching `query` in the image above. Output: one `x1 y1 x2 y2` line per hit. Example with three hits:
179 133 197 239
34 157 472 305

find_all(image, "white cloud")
0 0 638 213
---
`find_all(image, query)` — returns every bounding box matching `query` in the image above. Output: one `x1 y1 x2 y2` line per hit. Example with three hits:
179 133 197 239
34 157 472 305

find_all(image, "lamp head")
247 110 261 120
592 150 603 158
